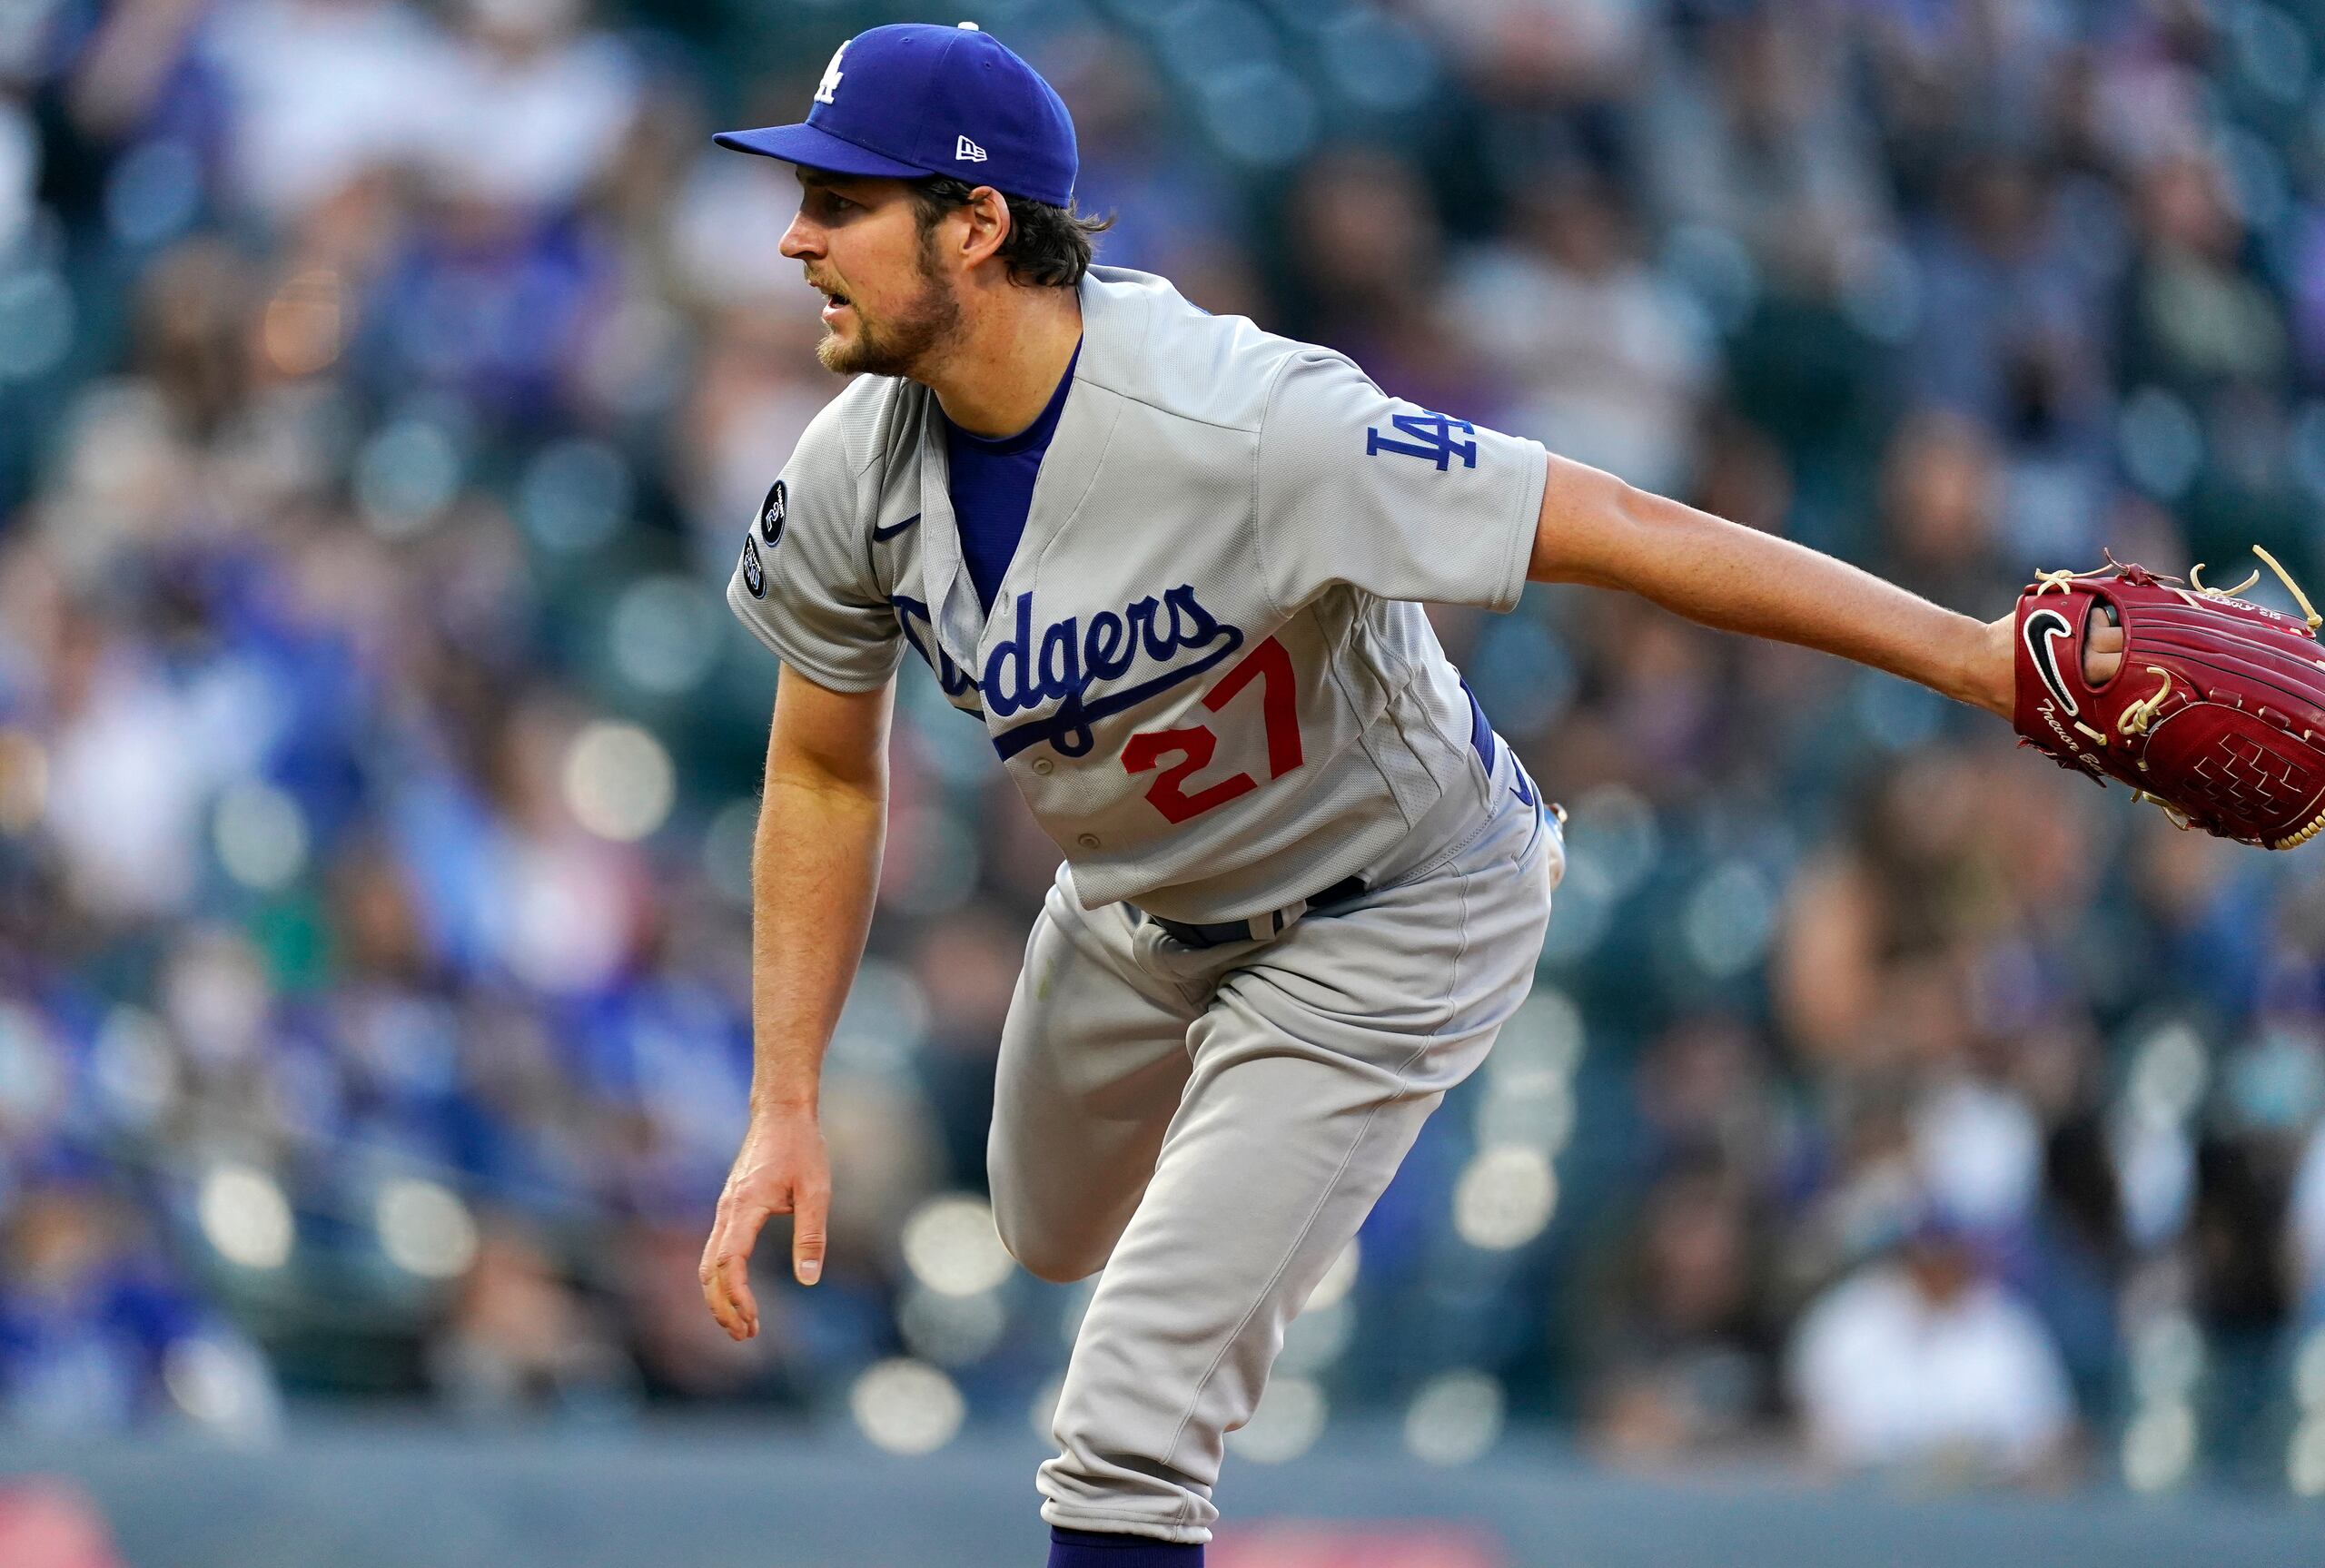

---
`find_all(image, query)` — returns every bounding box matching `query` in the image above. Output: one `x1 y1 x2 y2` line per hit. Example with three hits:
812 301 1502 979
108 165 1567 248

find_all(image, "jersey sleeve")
725 402 904 694
1252 350 1548 615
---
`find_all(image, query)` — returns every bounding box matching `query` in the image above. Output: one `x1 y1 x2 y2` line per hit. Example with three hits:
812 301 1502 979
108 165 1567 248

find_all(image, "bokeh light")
1453 1146 1558 1251
1029 1376 1064 1443
89 1005 177 1131
1681 861 1776 979
1304 1238 1360 1313
849 1359 965 1455
0 1001 64 1125
375 1178 480 1280
0 268 74 381
701 797 758 906
352 415 461 537
562 721 676 842
1568 784 1660 898
213 780 310 892
1232 1376 1326 1464
2129 1314 2206 1404
1405 1371 1506 1467
2117 387 2201 501
163 1336 282 1443
104 139 202 248
1318 9 1439 113
2122 1402 2197 1494
900 1194 1014 1298
1478 990 1583 1155
2126 1024 2211 1129
518 438 631 554
609 575 723 695
1275 1298 1352 1376
897 1284 1008 1367
2290 1415 2325 1497
2296 1326 2325 1411
197 1164 294 1271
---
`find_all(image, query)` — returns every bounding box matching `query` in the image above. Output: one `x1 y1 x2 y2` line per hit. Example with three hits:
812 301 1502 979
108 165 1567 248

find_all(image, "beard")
815 237 964 378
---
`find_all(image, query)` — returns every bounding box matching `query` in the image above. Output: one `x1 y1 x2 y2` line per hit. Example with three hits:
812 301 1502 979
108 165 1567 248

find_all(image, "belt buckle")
1150 875 1367 950
1247 895 1310 943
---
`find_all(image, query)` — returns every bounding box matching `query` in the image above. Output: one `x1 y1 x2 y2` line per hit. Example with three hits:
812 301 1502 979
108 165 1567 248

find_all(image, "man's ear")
955 186 1014 271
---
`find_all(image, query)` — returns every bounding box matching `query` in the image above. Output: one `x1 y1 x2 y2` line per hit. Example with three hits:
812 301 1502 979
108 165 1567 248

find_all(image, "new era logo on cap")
956 135 988 163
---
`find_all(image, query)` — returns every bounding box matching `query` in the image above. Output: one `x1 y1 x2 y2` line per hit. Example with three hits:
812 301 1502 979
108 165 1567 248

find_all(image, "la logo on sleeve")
759 480 787 547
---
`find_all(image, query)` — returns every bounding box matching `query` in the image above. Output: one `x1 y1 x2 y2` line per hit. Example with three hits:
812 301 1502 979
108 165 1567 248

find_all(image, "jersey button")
1031 757 1055 775
1075 833 1101 850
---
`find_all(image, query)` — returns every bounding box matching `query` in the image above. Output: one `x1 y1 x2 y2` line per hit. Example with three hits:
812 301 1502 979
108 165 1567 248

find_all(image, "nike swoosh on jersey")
872 514 922 541
889 593 980 701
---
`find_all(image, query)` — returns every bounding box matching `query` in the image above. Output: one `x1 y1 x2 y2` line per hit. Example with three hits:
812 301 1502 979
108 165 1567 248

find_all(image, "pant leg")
989 866 1207 1285
1037 784 1561 1543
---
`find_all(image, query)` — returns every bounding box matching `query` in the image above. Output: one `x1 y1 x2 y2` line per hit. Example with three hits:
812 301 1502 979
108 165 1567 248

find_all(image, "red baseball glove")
2011 547 2325 849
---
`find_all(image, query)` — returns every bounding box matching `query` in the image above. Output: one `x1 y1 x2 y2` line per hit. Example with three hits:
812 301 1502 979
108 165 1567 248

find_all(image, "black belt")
1145 874 1370 949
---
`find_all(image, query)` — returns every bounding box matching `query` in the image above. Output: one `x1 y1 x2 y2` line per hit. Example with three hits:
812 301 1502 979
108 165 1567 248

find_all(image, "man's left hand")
1970 608 2123 719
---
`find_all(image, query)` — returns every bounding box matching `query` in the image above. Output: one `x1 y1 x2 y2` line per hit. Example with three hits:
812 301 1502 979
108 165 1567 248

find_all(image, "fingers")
2083 611 2125 685
792 1178 829 1287
699 1193 777 1341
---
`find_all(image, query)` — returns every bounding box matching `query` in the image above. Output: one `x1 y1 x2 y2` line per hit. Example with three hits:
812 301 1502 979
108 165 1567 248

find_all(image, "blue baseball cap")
715 22 1078 208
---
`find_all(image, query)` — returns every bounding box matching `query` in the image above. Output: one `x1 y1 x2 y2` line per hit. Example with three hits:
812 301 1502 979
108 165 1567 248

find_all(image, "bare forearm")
747 774 884 1115
1531 464 1998 711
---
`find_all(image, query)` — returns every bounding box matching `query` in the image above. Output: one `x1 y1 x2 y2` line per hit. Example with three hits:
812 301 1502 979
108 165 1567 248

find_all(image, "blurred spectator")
1278 148 1491 417
0 1175 276 1439
1585 1163 1775 1464
423 0 638 217
427 1219 637 1418
1451 168 1713 496
1875 407 2010 610
1788 1215 2075 1484
1637 6 1890 270
203 0 454 221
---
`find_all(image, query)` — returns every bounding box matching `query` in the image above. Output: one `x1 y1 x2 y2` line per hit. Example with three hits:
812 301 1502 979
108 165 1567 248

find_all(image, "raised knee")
1014 1243 1100 1287
993 1196 1105 1285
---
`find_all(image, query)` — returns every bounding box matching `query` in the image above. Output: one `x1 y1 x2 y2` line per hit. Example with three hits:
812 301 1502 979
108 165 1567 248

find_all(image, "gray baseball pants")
988 744 1561 1543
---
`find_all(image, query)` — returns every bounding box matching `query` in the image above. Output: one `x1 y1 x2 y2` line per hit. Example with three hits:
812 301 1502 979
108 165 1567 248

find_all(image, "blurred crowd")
5 0 2325 1500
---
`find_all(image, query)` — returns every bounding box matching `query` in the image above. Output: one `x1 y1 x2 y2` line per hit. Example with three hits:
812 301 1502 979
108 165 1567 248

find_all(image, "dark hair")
909 175 1112 289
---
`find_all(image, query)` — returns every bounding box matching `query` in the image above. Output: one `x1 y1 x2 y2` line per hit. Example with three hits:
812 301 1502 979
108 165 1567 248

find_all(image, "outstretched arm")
1525 453 2121 710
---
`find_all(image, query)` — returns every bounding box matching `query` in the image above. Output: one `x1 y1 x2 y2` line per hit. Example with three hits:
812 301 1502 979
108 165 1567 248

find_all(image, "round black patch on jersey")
740 534 767 597
758 479 787 547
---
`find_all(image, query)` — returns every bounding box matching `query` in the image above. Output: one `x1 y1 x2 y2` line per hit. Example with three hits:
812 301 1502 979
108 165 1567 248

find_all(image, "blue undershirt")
943 340 1082 616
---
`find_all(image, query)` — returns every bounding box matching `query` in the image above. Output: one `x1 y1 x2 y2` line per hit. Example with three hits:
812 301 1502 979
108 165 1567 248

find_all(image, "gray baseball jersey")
727 265 1550 922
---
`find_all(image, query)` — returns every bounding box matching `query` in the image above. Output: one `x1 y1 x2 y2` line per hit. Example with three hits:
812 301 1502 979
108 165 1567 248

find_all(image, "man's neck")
918 283 1084 439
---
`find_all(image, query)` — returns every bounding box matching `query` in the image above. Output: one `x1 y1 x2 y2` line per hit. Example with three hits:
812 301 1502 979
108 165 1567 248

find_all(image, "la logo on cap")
815 40 847 104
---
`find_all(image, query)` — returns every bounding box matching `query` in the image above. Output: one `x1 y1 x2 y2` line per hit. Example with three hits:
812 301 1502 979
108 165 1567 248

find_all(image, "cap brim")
711 123 930 182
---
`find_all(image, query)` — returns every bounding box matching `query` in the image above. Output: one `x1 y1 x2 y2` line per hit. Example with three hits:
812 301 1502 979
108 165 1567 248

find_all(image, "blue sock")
1047 1526 1202 1566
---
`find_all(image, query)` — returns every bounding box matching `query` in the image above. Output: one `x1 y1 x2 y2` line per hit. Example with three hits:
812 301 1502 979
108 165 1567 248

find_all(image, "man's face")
779 171 963 378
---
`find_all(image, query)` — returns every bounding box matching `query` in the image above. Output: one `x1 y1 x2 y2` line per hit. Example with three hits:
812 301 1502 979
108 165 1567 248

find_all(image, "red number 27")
1121 636 1305 824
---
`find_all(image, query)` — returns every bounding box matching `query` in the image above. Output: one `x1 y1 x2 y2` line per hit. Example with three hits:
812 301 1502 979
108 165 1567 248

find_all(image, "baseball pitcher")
694 22 2194 1565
